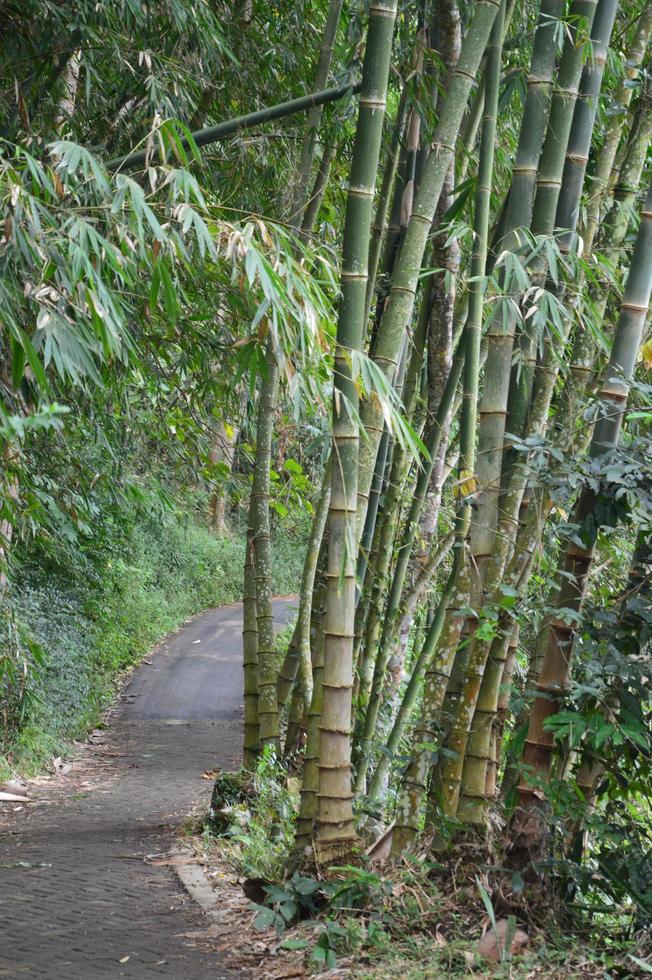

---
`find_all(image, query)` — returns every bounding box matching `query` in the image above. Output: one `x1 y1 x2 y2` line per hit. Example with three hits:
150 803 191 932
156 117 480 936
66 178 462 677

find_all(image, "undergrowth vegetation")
203 756 652 977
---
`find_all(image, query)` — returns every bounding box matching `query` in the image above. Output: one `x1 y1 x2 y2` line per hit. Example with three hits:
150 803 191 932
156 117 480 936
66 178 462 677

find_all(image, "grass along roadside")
1 493 306 780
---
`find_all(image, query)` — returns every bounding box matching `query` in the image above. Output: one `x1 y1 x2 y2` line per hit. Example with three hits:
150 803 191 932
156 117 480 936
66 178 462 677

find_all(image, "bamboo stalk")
435 0 506 815
295 574 327 853
451 0 620 808
316 0 398 861
290 0 344 225
243 529 259 767
106 81 362 171
469 0 562 577
253 347 281 750
581 0 652 254
503 0 599 459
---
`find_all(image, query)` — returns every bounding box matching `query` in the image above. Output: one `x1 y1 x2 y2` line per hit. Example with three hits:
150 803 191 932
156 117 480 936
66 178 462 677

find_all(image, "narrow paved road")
0 598 296 979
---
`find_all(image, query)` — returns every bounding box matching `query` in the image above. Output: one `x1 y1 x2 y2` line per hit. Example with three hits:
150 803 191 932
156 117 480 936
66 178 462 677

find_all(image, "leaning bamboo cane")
106 81 361 171
315 0 398 861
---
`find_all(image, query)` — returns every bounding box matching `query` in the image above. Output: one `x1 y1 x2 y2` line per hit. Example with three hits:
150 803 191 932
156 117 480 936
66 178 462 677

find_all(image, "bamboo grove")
1 0 652 915
236 0 652 888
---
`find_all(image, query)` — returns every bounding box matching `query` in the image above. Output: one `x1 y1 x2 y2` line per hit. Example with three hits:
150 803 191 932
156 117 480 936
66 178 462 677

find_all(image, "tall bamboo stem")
435 0 506 815
316 0 398 861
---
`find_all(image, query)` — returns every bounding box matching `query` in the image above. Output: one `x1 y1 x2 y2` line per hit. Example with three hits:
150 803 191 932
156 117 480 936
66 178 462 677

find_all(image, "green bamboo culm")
253 346 281 750
437 0 506 817
276 460 331 716
502 0 599 464
581 0 652 255
242 529 259 767
105 80 361 171
289 0 344 226
471 0 562 573
314 0 398 863
355 0 502 535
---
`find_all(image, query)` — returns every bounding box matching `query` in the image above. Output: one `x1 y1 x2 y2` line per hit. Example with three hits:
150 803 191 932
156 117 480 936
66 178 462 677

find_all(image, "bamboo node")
347 184 376 198
359 98 388 110
369 2 398 15
453 68 478 84
620 302 650 313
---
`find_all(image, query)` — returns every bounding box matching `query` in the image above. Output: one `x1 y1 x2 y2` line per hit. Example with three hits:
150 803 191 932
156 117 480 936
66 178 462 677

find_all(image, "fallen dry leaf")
51 757 73 776
477 918 529 962
0 791 29 802
118 955 130 963
366 823 394 863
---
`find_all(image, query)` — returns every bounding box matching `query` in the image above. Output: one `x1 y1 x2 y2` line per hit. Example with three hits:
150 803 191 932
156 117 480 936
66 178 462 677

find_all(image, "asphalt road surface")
0 597 297 979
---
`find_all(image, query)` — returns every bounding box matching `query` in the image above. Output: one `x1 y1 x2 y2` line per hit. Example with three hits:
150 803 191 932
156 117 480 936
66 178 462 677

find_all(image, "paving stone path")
0 598 296 979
